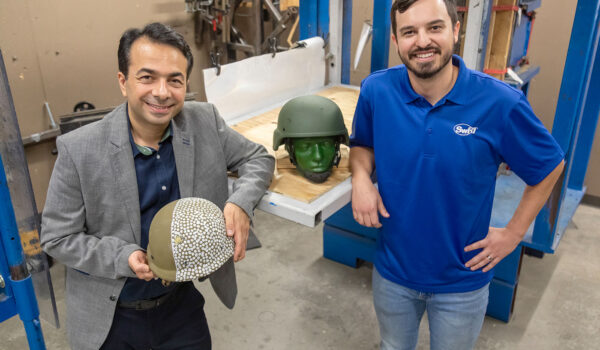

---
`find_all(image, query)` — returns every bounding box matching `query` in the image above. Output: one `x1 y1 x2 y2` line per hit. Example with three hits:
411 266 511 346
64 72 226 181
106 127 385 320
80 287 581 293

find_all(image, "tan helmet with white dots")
147 197 235 282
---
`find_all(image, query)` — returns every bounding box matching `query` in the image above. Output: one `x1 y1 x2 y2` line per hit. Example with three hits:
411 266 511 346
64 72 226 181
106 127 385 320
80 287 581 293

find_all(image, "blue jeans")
372 268 489 350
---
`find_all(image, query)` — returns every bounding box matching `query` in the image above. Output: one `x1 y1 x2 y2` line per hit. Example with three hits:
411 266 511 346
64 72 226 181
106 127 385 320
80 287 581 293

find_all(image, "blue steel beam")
569 35 600 190
371 0 392 72
0 154 46 350
0 49 46 350
341 0 353 84
300 0 318 39
531 0 600 247
317 0 330 40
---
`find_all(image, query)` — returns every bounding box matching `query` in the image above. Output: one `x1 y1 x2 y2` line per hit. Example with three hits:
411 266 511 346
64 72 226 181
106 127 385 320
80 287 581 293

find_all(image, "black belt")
117 291 173 310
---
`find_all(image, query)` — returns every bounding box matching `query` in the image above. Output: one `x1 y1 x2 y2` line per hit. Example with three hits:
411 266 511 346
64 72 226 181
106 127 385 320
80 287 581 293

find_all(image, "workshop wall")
0 0 212 211
349 0 401 86
348 0 600 201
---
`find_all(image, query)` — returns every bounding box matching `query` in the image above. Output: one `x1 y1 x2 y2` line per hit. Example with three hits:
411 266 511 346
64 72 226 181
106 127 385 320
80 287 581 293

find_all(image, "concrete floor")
2 204 599 350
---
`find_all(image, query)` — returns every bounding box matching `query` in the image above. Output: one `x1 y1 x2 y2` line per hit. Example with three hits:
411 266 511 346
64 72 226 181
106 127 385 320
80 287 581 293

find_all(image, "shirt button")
427 128 432 134
161 186 167 191
156 154 161 159
109 295 116 301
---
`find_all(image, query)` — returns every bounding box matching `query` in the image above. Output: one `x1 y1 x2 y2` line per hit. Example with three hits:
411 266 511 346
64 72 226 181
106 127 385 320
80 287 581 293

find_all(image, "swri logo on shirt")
453 123 478 136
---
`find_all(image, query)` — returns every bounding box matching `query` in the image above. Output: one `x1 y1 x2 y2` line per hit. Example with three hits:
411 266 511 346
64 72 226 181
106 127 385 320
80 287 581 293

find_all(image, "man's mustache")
409 46 441 57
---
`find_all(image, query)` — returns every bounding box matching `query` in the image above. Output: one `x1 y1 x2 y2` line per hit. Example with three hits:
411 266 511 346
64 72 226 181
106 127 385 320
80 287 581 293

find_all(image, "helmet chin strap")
284 140 297 165
332 142 342 167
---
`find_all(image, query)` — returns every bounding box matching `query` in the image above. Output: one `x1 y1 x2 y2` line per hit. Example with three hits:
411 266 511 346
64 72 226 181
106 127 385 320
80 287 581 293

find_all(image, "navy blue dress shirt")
119 115 180 302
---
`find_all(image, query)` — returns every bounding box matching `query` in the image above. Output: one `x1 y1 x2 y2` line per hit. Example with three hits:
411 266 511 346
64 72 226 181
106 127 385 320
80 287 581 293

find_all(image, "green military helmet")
273 95 349 151
147 198 234 282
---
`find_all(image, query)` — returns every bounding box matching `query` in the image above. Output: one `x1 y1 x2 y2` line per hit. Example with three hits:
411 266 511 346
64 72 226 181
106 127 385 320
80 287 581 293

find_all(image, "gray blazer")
41 102 274 350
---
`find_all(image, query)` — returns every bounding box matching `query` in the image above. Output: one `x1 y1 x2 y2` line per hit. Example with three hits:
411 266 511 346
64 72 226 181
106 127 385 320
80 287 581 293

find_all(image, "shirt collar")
126 105 173 157
444 55 469 105
399 54 469 105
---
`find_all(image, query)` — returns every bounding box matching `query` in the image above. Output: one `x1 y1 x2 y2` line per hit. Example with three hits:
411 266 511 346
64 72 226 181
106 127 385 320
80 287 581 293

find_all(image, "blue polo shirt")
119 115 180 302
350 55 564 293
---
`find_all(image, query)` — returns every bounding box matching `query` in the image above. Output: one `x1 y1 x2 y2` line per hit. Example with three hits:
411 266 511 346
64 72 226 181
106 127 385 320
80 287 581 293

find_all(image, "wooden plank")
231 86 359 203
280 0 299 11
458 0 469 56
483 1 497 71
485 0 517 80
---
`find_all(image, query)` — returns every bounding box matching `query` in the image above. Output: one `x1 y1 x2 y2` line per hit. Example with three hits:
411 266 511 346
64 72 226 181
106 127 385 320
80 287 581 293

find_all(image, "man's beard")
398 46 452 79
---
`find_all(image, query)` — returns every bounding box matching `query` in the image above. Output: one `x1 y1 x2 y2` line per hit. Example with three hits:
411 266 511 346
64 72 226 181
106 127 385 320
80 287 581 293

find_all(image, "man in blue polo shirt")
350 0 564 349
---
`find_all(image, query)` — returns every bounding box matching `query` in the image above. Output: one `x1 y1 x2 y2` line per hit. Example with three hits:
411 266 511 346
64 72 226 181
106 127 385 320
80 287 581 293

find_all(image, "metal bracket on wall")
22 103 60 148
353 21 372 71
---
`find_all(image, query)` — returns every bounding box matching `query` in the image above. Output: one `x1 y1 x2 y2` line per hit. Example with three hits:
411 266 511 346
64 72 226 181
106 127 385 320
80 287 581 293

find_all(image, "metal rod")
253 0 263 55
231 24 249 46
43 102 57 129
22 128 61 147
264 0 283 22
227 42 256 53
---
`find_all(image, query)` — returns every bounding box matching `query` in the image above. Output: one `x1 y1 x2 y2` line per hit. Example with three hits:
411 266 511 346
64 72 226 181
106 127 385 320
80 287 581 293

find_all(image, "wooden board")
458 0 469 56
241 0 298 10
280 0 299 11
484 0 518 80
231 86 359 203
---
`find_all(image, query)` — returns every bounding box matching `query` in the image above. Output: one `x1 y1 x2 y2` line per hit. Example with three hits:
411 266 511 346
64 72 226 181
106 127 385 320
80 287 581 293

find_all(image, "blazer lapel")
109 106 141 245
172 117 195 198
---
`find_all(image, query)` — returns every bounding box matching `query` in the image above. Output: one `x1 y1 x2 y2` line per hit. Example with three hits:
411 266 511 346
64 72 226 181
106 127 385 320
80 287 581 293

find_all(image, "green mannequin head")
273 95 349 183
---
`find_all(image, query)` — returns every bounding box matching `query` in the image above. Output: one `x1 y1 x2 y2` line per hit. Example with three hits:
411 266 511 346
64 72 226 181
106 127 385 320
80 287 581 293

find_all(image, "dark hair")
118 22 194 79
391 0 459 36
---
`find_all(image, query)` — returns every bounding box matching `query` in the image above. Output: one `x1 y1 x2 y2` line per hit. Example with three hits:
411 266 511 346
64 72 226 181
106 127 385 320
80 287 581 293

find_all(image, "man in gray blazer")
41 22 274 349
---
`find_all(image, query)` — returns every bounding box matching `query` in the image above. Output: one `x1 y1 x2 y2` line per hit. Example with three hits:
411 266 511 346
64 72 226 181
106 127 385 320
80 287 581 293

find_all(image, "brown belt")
117 291 173 310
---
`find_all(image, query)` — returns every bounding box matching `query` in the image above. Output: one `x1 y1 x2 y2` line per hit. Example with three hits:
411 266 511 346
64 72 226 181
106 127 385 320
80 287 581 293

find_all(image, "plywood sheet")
485 0 518 80
231 86 359 203
280 0 299 10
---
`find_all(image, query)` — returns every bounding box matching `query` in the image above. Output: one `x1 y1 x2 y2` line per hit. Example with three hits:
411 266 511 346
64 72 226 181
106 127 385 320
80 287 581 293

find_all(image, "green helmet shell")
147 198 234 282
273 95 349 150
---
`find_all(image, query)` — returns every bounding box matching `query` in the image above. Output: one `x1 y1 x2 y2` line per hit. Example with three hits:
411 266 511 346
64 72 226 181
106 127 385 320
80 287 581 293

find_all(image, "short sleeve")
350 81 374 148
499 95 564 186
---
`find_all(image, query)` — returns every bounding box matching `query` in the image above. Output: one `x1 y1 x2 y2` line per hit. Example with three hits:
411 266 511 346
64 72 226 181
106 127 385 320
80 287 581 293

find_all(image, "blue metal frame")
531 0 600 251
0 226 17 323
568 31 600 191
0 154 46 350
317 0 330 40
0 49 46 349
299 0 318 39
509 12 533 67
300 0 392 82
371 0 392 73
341 0 353 84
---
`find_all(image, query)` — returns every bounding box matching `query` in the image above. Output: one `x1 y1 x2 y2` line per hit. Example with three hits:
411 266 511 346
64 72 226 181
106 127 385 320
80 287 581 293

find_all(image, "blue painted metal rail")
0 49 47 349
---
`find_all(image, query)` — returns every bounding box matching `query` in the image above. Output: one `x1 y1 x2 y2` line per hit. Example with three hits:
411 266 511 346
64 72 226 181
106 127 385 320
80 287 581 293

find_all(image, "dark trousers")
101 282 211 350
